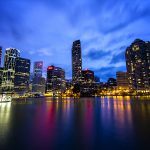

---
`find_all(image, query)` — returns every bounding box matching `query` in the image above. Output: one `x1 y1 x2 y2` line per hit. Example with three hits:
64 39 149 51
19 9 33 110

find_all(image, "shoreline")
11 95 150 100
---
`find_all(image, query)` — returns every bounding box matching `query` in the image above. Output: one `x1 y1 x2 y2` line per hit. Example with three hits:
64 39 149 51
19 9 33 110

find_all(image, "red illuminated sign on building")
48 66 54 70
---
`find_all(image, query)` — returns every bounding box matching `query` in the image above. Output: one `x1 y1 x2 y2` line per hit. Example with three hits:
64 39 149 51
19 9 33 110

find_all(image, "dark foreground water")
0 97 150 150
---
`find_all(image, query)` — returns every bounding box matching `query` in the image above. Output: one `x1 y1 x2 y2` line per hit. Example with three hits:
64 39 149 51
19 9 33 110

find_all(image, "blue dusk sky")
0 0 150 81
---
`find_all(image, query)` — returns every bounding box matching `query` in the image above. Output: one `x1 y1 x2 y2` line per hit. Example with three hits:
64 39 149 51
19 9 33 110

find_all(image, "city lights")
0 39 149 98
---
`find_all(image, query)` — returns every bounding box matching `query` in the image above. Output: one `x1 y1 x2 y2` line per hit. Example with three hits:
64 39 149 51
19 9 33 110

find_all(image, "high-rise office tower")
0 67 3 92
33 61 43 78
116 72 129 88
80 69 95 96
0 46 2 67
32 77 46 94
81 69 95 83
14 57 30 94
125 39 150 89
32 61 45 93
0 47 2 90
72 40 82 82
46 65 65 93
2 48 20 92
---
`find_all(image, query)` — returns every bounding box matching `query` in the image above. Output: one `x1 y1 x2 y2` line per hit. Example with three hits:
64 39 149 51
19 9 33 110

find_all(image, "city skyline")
0 1 150 150
0 0 150 81
1 38 149 96
1 38 150 82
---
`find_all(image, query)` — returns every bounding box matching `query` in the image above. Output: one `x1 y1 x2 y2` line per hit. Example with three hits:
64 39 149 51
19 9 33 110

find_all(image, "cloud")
28 48 52 57
85 49 110 60
0 0 150 81
93 65 126 81
109 47 126 64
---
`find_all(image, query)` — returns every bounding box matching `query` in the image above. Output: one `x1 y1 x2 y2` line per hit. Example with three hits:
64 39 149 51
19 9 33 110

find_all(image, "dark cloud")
91 0 150 34
85 49 110 60
110 46 127 64
110 51 125 64
93 66 126 81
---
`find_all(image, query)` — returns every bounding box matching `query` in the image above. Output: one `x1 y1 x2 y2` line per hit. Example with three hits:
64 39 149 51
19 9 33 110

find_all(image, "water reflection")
0 102 11 146
100 97 133 145
0 97 150 150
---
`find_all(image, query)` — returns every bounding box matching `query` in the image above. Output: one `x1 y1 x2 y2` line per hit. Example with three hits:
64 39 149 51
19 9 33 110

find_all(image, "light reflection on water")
0 102 11 145
0 97 150 150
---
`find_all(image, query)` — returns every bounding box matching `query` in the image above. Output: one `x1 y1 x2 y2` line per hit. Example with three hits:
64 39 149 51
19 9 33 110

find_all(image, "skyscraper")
32 77 46 94
80 69 95 96
32 61 45 93
0 67 3 92
14 57 30 94
2 48 20 92
0 46 2 67
81 69 95 83
116 72 129 88
125 39 150 89
46 65 65 94
72 40 82 82
0 47 2 90
33 61 43 78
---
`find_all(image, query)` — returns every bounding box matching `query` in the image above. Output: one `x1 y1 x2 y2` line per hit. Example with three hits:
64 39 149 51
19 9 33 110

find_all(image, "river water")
0 96 150 150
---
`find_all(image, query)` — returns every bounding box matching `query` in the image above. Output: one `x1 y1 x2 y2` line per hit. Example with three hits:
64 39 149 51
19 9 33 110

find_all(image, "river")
0 96 150 150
